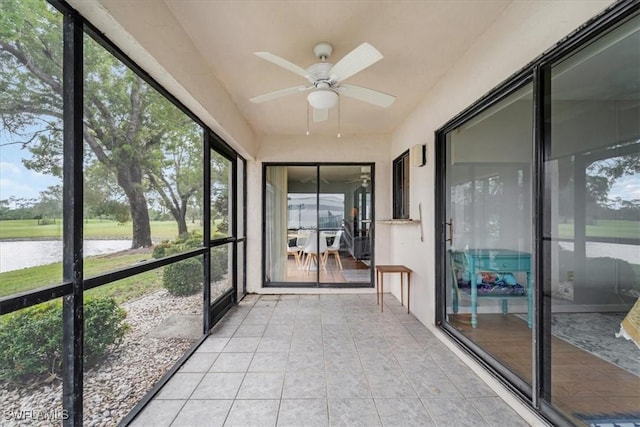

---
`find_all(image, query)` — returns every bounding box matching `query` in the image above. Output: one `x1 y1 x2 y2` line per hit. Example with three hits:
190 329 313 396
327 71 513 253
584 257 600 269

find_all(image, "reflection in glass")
265 165 373 286
320 165 372 285
445 84 533 385
265 165 315 284
546 15 639 422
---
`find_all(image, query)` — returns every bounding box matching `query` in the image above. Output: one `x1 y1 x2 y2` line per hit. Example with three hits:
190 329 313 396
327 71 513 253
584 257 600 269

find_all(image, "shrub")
210 246 229 283
0 297 128 383
151 240 172 259
152 231 202 259
153 231 204 296
83 298 129 365
163 258 203 296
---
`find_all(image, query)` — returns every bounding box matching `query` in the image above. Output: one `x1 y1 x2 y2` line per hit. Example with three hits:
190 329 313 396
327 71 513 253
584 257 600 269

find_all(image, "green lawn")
0 219 203 241
0 219 210 304
0 251 163 301
557 219 640 240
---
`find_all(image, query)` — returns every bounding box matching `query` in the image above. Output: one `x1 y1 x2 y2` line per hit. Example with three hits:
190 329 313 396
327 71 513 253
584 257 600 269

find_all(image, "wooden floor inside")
285 251 371 284
449 313 640 425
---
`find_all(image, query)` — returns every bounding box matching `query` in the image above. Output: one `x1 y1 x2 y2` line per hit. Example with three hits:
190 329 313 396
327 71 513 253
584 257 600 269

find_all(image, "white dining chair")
302 231 328 272
287 242 301 268
324 229 344 270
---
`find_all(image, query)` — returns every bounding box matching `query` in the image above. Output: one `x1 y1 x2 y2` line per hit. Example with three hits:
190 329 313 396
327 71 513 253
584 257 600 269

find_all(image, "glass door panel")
319 165 372 285
265 165 317 285
210 147 234 308
444 84 534 385
545 15 640 423
236 158 246 301
264 164 373 286
211 150 233 240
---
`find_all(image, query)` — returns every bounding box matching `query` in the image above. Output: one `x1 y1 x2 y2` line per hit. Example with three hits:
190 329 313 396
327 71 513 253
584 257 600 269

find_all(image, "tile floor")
131 293 532 426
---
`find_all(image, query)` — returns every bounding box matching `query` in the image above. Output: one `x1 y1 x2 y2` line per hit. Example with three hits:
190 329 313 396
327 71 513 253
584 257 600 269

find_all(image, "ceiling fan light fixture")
307 89 338 109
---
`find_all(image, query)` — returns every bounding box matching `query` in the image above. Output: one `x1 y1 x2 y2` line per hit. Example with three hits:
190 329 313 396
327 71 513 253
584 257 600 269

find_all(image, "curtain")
265 167 288 282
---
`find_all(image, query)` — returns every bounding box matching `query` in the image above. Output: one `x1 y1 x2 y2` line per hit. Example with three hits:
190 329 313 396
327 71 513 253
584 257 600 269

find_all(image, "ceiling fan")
250 42 396 122
347 168 372 187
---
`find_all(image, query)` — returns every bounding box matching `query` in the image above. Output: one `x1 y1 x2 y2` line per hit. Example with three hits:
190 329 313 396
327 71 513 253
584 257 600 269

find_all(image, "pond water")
557 241 640 265
0 240 132 273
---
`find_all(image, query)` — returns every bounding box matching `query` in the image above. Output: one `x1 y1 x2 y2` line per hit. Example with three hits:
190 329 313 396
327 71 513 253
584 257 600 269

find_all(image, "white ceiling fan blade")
339 84 396 108
254 52 311 80
329 42 383 83
250 85 310 103
313 107 329 122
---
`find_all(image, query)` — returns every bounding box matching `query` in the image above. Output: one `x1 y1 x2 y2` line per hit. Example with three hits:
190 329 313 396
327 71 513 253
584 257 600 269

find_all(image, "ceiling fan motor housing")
307 63 333 83
306 59 338 109
313 42 333 61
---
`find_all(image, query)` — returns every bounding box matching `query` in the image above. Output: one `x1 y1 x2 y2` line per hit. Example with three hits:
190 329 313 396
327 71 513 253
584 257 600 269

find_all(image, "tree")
210 153 230 235
146 120 202 237
0 199 9 219
0 0 203 247
33 184 62 220
587 149 640 208
83 161 125 220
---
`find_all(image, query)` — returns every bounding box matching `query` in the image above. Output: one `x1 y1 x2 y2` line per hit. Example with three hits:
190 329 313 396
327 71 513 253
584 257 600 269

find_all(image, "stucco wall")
387 0 614 328
246 134 392 293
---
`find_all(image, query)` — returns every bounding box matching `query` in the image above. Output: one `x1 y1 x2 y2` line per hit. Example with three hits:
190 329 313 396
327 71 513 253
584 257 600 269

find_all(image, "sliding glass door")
319 165 373 286
209 134 244 324
543 14 640 423
437 5 639 424
443 84 534 388
264 163 373 287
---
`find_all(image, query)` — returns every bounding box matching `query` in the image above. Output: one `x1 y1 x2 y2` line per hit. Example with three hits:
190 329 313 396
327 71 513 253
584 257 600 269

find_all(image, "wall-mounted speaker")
410 144 426 167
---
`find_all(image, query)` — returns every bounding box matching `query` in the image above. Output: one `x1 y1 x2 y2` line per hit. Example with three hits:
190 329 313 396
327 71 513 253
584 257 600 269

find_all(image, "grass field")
0 251 163 301
0 219 209 304
0 219 203 241
557 219 640 240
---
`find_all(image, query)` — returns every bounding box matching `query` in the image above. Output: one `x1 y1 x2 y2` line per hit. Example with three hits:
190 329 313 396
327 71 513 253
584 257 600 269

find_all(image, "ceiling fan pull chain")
306 101 310 136
337 97 341 138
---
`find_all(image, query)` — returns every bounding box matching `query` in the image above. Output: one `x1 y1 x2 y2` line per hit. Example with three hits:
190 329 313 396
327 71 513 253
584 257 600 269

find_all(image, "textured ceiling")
163 0 512 137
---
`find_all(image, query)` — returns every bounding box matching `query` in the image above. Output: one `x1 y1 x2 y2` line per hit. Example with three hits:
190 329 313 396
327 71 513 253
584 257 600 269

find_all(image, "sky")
0 130 60 205
608 174 640 204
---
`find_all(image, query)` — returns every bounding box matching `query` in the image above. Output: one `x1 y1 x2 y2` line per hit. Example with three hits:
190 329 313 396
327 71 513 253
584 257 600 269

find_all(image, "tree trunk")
176 214 188 237
163 201 187 238
129 190 153 248
117 164 152 248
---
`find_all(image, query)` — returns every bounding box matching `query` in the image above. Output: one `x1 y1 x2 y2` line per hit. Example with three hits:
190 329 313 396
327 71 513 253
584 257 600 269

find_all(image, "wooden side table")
375 265 412 313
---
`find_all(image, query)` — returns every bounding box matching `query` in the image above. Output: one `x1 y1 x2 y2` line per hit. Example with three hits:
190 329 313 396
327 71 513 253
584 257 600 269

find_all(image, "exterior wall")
246 134 392 293
388 0 613 329
387 2 614 423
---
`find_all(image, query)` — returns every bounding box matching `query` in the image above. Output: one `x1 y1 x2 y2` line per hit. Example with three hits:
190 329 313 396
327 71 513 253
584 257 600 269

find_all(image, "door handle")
445 218 453 246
